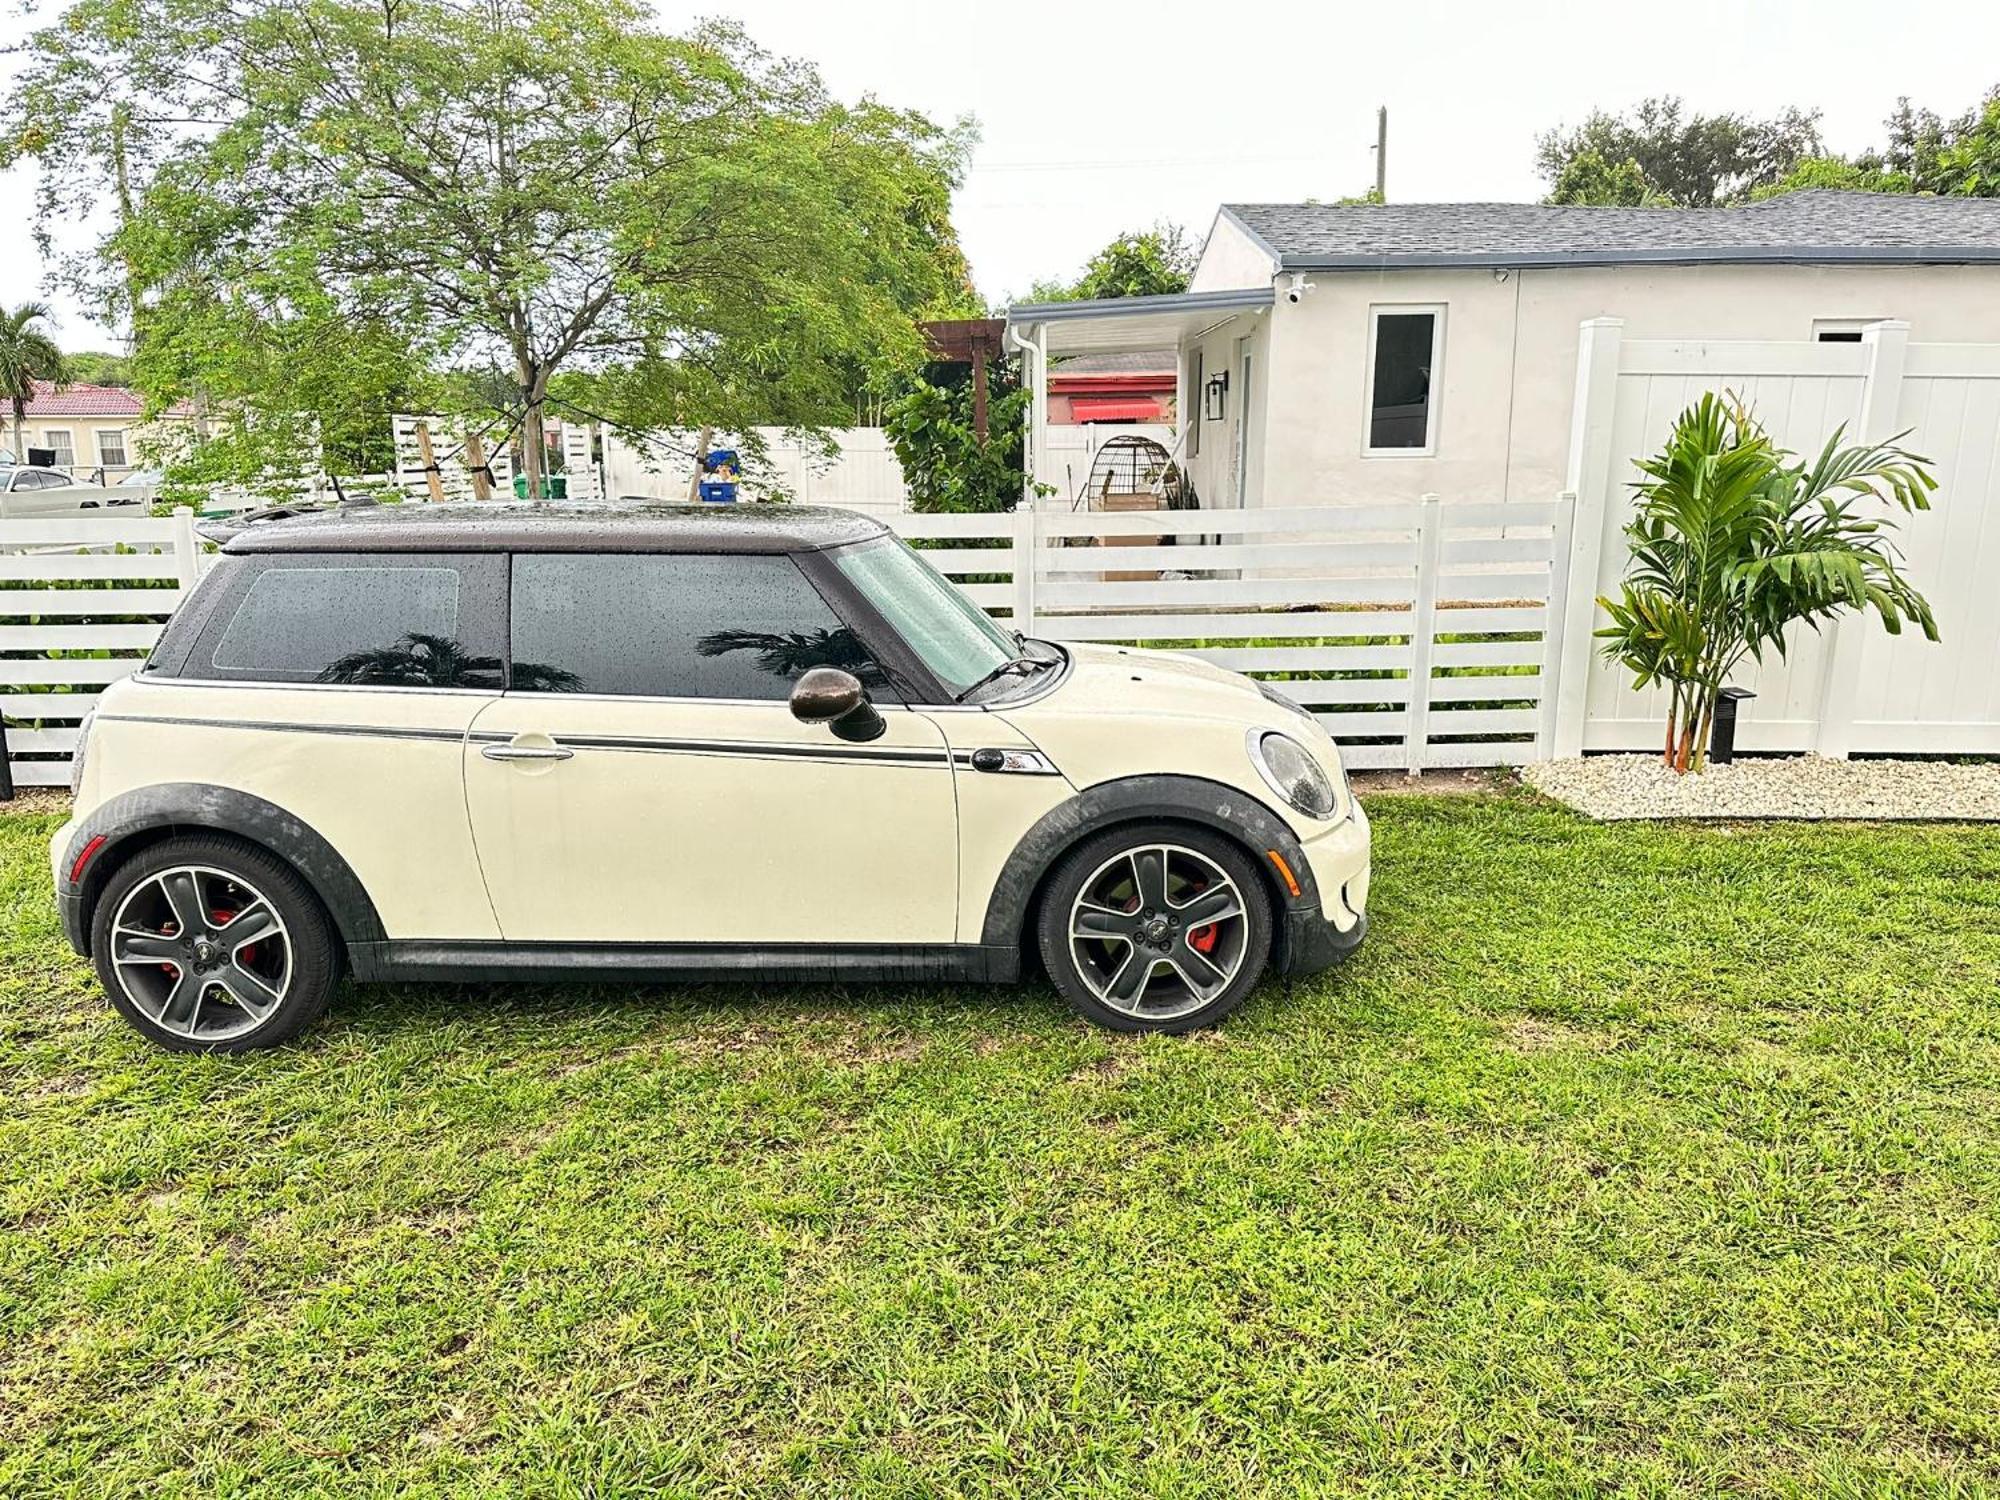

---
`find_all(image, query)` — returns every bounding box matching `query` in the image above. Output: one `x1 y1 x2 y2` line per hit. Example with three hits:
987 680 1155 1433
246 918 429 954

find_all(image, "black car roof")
214 501 894 555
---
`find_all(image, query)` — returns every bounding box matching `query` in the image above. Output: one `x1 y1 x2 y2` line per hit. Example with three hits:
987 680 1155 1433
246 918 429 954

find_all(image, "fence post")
1814 318 1910 759
170 506 202 592
1550 317 1624 759
1011 506 1038 634
1536 490 1579 758
1405 494 1443 776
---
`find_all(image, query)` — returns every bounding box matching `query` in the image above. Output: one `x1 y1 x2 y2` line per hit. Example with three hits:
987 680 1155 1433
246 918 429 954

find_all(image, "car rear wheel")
1036 823 1273 1033
90 835 339 1053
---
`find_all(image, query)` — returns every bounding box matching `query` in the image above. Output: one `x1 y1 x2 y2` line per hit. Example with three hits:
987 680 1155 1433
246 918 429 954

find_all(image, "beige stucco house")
7 379 176 480
1005 191 2000 511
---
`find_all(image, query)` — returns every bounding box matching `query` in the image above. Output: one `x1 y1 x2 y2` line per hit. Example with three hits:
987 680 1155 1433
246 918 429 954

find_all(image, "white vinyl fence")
887 498 1574 772
601 422 1180 515
1 499 1570 788
603 428 908 515
1559 320 2000 758
0 510 208 789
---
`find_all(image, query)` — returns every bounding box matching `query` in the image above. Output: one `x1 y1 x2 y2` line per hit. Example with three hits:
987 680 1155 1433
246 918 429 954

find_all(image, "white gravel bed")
1523 754 2000 822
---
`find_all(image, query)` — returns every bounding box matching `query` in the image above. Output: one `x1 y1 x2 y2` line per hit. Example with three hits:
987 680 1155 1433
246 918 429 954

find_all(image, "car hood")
1026 641 1276 723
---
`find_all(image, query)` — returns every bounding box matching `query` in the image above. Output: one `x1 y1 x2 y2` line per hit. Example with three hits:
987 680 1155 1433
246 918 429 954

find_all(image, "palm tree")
0 303 70 463
1596 393 1940 773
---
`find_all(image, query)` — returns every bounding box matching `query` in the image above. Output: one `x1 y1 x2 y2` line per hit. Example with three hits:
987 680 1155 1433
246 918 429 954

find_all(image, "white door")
462 551 959 944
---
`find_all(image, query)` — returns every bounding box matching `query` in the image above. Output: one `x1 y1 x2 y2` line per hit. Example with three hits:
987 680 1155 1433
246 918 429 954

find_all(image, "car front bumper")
1273 798 1370 978
49 819 92 956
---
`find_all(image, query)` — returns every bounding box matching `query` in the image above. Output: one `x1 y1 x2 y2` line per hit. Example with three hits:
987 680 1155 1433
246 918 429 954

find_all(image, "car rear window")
509 552 889 700
184 553 506 688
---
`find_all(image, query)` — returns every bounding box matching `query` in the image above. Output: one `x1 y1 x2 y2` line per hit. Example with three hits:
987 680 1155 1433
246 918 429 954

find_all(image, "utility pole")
1374 106 1388 202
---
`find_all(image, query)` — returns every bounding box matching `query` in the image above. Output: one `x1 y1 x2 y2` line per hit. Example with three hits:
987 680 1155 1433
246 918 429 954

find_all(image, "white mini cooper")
52 504 1370 1051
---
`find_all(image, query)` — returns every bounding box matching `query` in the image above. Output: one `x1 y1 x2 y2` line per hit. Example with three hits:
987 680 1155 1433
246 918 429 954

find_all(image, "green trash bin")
512 473 530 499
547 474 568 500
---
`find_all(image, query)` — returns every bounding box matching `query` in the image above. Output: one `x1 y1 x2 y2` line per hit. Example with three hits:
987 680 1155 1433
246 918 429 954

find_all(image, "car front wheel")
1036 823 1273 1033
89 835 339 1053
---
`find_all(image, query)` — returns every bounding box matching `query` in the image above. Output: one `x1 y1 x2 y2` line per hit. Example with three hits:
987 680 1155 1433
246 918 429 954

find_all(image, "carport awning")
1005 286 1275 355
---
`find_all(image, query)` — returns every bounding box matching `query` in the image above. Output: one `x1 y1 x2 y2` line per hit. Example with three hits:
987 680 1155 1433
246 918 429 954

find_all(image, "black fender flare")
979 773 1322 949
59 783 387 958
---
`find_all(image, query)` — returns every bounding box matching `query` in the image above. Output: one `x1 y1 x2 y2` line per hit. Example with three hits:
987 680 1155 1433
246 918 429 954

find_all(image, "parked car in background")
1 463 74 491
51 502 1371 1052
0 464 151 517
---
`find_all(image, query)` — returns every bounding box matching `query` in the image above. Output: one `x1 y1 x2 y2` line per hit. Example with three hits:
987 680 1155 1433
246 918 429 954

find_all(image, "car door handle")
480 742 574 762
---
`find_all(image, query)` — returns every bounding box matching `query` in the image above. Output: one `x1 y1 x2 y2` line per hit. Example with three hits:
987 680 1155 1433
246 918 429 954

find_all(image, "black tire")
89 833 339 1054
1035 821 1274 1034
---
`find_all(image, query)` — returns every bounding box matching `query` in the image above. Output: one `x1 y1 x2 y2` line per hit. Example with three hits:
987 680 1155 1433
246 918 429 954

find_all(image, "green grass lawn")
4 790 1999 1498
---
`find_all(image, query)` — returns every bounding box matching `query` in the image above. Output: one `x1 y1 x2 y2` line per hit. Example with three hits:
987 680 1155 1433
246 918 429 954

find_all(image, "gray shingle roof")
1050 349 1177 375
1223 192 2000 269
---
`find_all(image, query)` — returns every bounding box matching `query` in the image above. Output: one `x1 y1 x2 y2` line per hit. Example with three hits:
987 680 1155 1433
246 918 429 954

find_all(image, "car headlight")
1248 729 1337 821
69 710 96 797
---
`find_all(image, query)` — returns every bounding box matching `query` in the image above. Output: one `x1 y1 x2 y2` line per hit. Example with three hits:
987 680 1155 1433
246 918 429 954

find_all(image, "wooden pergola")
919 318 1007 442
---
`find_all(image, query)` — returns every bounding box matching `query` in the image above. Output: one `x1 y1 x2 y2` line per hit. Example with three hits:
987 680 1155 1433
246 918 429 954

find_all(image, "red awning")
1069 396 1166 422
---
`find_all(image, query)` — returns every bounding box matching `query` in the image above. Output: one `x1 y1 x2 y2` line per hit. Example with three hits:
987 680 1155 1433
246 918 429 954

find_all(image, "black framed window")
508 552 889 700
1366 309 1441 452
183 552 507 688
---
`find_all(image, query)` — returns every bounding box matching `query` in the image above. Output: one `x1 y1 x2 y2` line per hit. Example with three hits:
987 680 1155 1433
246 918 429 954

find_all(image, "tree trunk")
10 400 23 463
1663 688 1681 768
1689 682 1719 774
517 359 546 500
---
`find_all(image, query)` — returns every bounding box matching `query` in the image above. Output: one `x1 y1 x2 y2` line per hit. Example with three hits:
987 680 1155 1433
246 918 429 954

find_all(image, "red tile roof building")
18 380 152 418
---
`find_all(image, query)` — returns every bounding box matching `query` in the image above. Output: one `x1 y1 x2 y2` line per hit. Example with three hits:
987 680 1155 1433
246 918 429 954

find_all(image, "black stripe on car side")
533 733 949 765
96 713 467 744
94 714 954 765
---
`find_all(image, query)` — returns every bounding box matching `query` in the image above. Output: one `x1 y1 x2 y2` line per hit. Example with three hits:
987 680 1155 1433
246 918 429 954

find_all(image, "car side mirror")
788 667 886 743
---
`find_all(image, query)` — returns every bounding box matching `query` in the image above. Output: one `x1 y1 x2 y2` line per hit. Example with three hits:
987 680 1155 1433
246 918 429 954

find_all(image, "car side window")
509 552 891 700
184 552 507 688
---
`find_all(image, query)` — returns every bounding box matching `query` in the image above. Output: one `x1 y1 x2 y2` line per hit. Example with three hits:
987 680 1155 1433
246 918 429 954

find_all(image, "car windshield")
832 537 1020 696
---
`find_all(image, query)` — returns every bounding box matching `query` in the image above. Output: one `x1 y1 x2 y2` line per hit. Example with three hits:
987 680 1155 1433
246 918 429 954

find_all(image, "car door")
462 550 959 946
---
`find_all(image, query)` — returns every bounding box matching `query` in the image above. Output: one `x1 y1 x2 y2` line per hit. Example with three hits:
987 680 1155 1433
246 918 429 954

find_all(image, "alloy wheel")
1068 843 1249 1021
108 864 294 1044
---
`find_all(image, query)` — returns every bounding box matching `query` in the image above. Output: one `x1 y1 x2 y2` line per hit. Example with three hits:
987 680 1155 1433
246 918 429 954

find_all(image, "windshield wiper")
956 650 1055 702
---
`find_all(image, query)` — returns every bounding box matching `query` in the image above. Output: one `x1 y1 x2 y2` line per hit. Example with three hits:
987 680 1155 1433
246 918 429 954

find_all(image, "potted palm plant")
1597 393 1939 773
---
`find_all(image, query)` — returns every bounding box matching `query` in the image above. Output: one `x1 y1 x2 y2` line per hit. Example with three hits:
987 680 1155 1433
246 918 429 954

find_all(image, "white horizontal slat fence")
0 509 206 790
4 495 1570 788
890 498 1574 772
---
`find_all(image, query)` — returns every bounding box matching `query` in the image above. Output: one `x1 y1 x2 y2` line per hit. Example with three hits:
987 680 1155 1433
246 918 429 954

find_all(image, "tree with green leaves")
1546 151 1669 207
1750 156 1914 200
0 303 70 463
63 351 136 389
883 358 1033 514
1596 394 1939 774
1758 87 2000 200
2 0 975 494
1537 98 1822 206
1025 223 1197 303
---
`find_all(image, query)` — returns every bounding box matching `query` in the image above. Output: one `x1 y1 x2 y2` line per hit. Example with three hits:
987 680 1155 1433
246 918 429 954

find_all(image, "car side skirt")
352 940 1021 986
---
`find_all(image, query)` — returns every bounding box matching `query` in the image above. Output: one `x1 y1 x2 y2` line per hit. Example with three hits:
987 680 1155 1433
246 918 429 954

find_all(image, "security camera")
1284 272 1316 304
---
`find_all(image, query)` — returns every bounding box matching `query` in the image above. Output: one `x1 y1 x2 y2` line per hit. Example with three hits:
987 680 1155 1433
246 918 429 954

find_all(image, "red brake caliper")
1184 878 1220 954
212 908 254 969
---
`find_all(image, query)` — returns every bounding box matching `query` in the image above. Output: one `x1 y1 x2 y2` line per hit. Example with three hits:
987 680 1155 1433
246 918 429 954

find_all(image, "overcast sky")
5 0 1999 348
